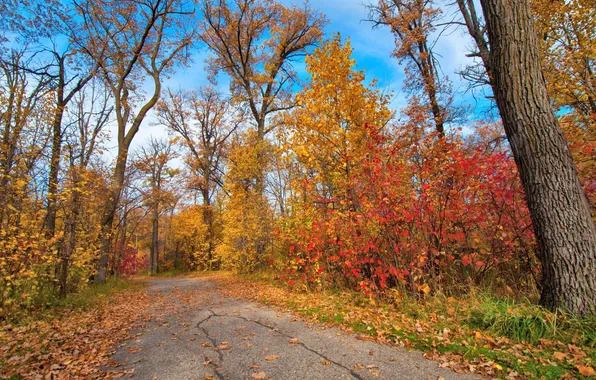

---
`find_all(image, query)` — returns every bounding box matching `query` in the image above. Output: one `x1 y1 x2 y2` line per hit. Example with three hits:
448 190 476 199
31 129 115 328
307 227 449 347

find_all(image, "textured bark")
479 0 596 316
95 148 129 283
151 204 159 274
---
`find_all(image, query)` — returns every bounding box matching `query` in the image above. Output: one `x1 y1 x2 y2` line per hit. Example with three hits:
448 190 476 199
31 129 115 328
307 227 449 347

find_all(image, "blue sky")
138 0 494 148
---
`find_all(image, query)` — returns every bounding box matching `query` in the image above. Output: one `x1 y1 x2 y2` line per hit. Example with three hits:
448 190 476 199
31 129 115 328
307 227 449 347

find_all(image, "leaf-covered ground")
0 283 152 379
205 272 596 379
2 273 595 379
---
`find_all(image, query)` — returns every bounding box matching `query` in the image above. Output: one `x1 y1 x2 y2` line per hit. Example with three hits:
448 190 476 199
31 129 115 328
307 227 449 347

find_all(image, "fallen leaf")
577 365 595 377
251 371 267 379
264 355 280 361
321 360 330 365
553 352 567 361
288 338 299 344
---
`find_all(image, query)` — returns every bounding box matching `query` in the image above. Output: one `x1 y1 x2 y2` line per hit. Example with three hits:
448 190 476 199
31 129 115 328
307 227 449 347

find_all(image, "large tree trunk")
480 0 596 316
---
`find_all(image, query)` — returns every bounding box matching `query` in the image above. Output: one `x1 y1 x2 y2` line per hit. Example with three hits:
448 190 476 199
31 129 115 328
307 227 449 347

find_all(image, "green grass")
466 295 596 348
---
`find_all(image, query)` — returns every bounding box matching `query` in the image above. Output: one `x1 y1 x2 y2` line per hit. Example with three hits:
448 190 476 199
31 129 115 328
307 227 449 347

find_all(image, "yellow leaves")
417 283 431 295
474 331 483 341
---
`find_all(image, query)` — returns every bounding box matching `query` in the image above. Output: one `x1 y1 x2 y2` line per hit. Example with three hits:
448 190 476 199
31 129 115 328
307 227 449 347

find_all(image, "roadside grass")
208 271 596 379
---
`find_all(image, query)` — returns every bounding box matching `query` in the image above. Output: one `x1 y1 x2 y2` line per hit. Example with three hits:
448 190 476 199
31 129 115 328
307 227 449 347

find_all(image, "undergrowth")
1 278 144 325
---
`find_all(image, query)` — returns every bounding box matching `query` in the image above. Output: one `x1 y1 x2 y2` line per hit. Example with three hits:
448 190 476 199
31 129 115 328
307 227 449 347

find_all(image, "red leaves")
280 126 534 295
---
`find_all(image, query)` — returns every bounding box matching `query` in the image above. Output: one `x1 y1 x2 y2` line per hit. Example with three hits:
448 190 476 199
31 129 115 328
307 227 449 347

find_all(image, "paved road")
111 277 477 380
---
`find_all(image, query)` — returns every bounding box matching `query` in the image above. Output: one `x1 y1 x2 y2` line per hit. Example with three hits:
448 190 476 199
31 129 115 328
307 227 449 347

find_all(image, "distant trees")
156 86 238 265
72 0 197 282
136 138 178 275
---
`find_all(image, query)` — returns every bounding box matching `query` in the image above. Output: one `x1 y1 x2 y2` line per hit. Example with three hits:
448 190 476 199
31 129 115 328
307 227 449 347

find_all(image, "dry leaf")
288 338 299 344
251 371 267 379
577 365 595 377
553 352 567 361
264 355 280 361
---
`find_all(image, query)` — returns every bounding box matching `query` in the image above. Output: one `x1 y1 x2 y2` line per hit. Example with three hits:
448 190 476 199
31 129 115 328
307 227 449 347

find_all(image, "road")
110 277 478 380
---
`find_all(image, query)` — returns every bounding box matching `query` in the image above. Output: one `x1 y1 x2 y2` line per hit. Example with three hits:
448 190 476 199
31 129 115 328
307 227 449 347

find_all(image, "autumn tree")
280 35 392 212
0 47 57 313
368 0 457 136
136 137 178 275
200 0 326 193
0 48 52 230
216 130 275 272
0 1 99 240
72 0 197 282
156 86 238 264
455 0 596 315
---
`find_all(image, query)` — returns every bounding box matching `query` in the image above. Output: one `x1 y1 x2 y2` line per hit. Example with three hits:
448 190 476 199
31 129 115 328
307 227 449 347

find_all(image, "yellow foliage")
216 131 274 273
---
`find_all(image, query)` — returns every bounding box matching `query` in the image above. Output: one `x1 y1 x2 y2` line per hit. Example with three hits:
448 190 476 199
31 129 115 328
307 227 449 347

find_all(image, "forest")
0 0 595 348
2 0 596 378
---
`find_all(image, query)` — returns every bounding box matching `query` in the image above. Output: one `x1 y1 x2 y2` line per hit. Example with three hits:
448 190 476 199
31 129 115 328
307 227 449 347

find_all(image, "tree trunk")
151 203 159 274
201 187 214 268
94 149 128 282
44 104 65 238
480 0 596 316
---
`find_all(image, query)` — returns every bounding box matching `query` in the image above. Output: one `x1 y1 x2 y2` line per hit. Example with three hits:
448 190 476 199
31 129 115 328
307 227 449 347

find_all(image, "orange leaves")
417 283 431 296
577 365 596 377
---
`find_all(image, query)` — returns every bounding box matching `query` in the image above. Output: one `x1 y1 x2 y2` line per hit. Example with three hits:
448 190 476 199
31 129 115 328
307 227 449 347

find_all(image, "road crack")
197 310 225 380
203 311 363 379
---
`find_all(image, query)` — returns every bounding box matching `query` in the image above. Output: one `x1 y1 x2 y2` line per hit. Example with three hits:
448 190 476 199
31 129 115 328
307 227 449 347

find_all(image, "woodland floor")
108 276 475 379
3 274 595 379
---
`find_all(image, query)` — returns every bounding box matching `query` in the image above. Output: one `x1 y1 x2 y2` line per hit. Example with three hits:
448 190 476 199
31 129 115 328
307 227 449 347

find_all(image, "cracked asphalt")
111 277 478 380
